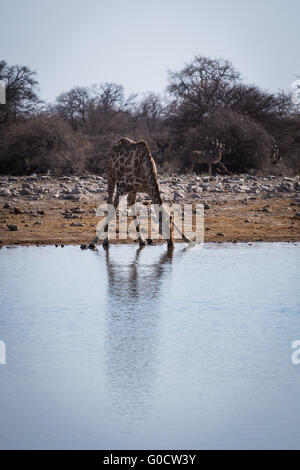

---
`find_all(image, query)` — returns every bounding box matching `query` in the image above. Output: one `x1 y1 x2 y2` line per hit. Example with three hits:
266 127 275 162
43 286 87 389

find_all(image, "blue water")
0 243 299 449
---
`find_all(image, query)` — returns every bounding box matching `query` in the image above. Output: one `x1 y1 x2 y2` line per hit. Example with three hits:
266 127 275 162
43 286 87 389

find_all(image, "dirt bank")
0 195 299 246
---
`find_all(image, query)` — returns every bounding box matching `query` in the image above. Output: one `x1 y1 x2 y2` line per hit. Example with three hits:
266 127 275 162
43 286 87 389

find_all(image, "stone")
73 207 85 214
71 185 84 194
7 224 19 231
70 222 85 227
13 206 24 214
0 189 12 197
19 189 30 196
294 181 300 191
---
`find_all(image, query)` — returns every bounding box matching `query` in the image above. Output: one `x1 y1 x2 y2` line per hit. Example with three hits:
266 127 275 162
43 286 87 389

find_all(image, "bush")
167 107 275 173
0 114 91 175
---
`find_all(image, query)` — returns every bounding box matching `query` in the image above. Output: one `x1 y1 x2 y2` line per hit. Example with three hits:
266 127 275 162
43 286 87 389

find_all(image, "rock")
71 185 83 194
34 221 43 226
239 185 251 192
3 202 12 209
80 244 88 249
211 184 224 192
294 181 300 191
13 206 24 214
22 183 33 189
73 207 85 214
37 209 45 215
59 194 80 201
278 182 293 191
7 224 19 231
294 212 300 219
0 189 12 197
70 222 85 227
216 232 224 236
261 185 272 192
19 188 30 196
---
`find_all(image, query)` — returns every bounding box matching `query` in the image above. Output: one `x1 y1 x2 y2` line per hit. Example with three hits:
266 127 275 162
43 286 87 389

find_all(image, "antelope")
188 138 225 176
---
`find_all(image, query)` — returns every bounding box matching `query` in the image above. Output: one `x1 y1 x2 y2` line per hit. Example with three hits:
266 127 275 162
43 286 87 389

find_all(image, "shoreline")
1 174 300 246
1 241 300 249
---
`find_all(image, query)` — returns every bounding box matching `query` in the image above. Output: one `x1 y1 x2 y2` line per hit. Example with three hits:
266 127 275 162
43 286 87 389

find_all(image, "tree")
167 55 240 117
0 60 41 124
55 86 92 129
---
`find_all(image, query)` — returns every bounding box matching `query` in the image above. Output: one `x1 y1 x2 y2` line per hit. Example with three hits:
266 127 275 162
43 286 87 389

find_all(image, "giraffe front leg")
167 214 174 248
102 188 122 248
88 235 100 249
136 224 147 246
128 191 147 246
132 210 147 246
102 223 110 247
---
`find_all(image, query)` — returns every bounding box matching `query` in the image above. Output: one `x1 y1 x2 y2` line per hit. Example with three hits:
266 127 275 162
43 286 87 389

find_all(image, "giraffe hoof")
88 243 96 250
138 239 147 247
103 239 109 248
147 238 153 245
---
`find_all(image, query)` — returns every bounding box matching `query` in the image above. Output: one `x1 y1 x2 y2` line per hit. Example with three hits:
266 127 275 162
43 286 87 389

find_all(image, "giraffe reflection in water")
103 245 174 428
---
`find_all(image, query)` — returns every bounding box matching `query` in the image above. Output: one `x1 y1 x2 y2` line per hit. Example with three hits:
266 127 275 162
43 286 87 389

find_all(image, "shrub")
0 114 91 175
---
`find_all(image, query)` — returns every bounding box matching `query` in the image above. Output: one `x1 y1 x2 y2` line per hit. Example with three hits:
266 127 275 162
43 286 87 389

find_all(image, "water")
0 243 299 450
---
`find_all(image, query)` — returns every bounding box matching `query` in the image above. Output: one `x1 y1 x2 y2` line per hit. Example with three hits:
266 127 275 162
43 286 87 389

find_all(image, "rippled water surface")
0 243 299 449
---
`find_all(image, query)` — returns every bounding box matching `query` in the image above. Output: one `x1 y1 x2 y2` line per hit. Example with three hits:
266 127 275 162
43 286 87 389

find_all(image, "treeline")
0 56 299 175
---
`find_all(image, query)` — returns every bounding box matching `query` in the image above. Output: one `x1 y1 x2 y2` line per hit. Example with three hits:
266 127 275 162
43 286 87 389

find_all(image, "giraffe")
188 139 225 176
89 137 194 248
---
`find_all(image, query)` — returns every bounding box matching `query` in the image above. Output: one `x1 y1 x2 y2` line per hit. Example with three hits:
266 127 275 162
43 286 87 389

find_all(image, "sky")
1 0 299 103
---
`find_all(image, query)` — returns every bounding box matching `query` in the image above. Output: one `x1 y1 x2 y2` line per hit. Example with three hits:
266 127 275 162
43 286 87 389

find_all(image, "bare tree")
167 55 240 116
56 86 93 128
0 60 41 124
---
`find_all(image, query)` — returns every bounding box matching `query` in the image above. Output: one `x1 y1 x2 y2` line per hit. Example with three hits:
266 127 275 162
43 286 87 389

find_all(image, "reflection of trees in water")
103 245 174 428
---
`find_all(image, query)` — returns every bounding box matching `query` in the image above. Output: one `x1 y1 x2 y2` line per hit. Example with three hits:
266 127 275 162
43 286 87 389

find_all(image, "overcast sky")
1 0 299 102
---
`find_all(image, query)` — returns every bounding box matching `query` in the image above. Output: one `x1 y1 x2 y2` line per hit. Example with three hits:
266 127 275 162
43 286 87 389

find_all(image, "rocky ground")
0 173 300 246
